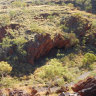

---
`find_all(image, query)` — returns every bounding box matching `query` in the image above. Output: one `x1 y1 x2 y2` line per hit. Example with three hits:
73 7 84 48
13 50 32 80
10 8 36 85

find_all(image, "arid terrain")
0 0 96 96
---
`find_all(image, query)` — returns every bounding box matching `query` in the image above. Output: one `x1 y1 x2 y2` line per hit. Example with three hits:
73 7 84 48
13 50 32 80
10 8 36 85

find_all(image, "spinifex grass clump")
0 15 10 27
0 61 12 79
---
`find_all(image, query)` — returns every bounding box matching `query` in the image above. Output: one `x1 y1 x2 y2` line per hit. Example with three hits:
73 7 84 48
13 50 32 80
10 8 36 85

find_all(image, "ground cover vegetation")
0 0 95 95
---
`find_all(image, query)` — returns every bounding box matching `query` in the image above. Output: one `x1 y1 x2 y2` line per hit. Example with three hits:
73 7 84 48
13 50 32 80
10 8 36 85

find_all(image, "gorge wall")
26 33 73 64
0 15 95 65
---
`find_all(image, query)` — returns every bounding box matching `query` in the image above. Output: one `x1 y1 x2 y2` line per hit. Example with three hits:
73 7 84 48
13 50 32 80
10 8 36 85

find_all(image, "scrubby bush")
82 53 96 69
0 15 10 27
0 37 13 59
47 15 54 21
13 37 27 53
67 3 74 7
11 0 27 8
54 77 65 86
68 33 79 45
9 11 17 19
35 59 74 82
60 24 69 32
85 5 92 12
1 37 12 48
30 24 44 34
1 35 27 64
83 53 96 65
60 13 89 37
0 61 12 78
32 0 43 5
92 20 96 27
0 77 19 88
75 0 92 12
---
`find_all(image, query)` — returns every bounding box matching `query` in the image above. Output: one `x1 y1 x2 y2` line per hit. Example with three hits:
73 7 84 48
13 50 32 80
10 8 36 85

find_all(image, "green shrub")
0 77 19 88
92 20 96 27
82 53 96 69
30 24 44 34
1 36 27 63
9 11 17 19
61 2 66 6
47 15 54 21
0 15 10 27
12 37 27 57
85 5 92 12
36 59 74 82
67 3 74 7
60 24 69 32
54 77 65 86
13 37 27 45
1 37 12 48
68 33 79 45
0 61 12 78
32 0 43 5
75 0 92 11
91 70 96 76
11 1 27 8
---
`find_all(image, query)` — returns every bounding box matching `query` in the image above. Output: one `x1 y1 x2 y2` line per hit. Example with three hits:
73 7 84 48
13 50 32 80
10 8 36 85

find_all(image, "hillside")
0 0 96 96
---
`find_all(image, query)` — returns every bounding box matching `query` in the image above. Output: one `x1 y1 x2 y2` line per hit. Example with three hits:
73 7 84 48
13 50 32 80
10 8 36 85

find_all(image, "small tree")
0 61 12 79
83 53 96 65
82 53 96 69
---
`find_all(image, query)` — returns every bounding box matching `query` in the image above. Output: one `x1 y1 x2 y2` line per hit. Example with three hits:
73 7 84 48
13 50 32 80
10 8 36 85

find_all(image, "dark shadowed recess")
10 42 96 77
10 46 75 77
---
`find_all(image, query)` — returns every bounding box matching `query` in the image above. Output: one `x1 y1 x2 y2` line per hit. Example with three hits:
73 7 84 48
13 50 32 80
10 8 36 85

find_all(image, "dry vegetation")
0 0 96 95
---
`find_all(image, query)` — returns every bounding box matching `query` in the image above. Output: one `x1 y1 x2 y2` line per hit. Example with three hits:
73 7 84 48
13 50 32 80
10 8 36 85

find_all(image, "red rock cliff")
26 33 73 65
72 77 96 96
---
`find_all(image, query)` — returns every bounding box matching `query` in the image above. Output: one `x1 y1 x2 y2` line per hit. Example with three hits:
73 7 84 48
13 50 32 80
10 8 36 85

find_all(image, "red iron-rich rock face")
72 77 96 96
26 33 72 65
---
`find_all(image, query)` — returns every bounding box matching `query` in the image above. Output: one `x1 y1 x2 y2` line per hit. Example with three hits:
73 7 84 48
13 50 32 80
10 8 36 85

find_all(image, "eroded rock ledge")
26 33 76 64
72 77 96 96
0 14 95 65
0 24 78 65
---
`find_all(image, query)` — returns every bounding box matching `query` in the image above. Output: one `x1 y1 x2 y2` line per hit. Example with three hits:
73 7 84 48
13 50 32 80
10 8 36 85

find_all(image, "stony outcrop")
26 33 74 64
0 14 94 65
0 23 77 65
39 13 50 19
56 86 69 94
26 15 92 65
72 77 96 96
0 87 40 96
60 14 92 37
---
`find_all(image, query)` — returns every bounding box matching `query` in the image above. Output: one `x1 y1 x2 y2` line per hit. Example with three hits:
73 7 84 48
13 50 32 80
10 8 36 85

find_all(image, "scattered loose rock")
0 87 40 96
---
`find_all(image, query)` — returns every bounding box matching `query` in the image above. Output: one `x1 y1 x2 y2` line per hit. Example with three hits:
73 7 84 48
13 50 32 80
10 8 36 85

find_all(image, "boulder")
56 86 69 94
72 77 96 96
